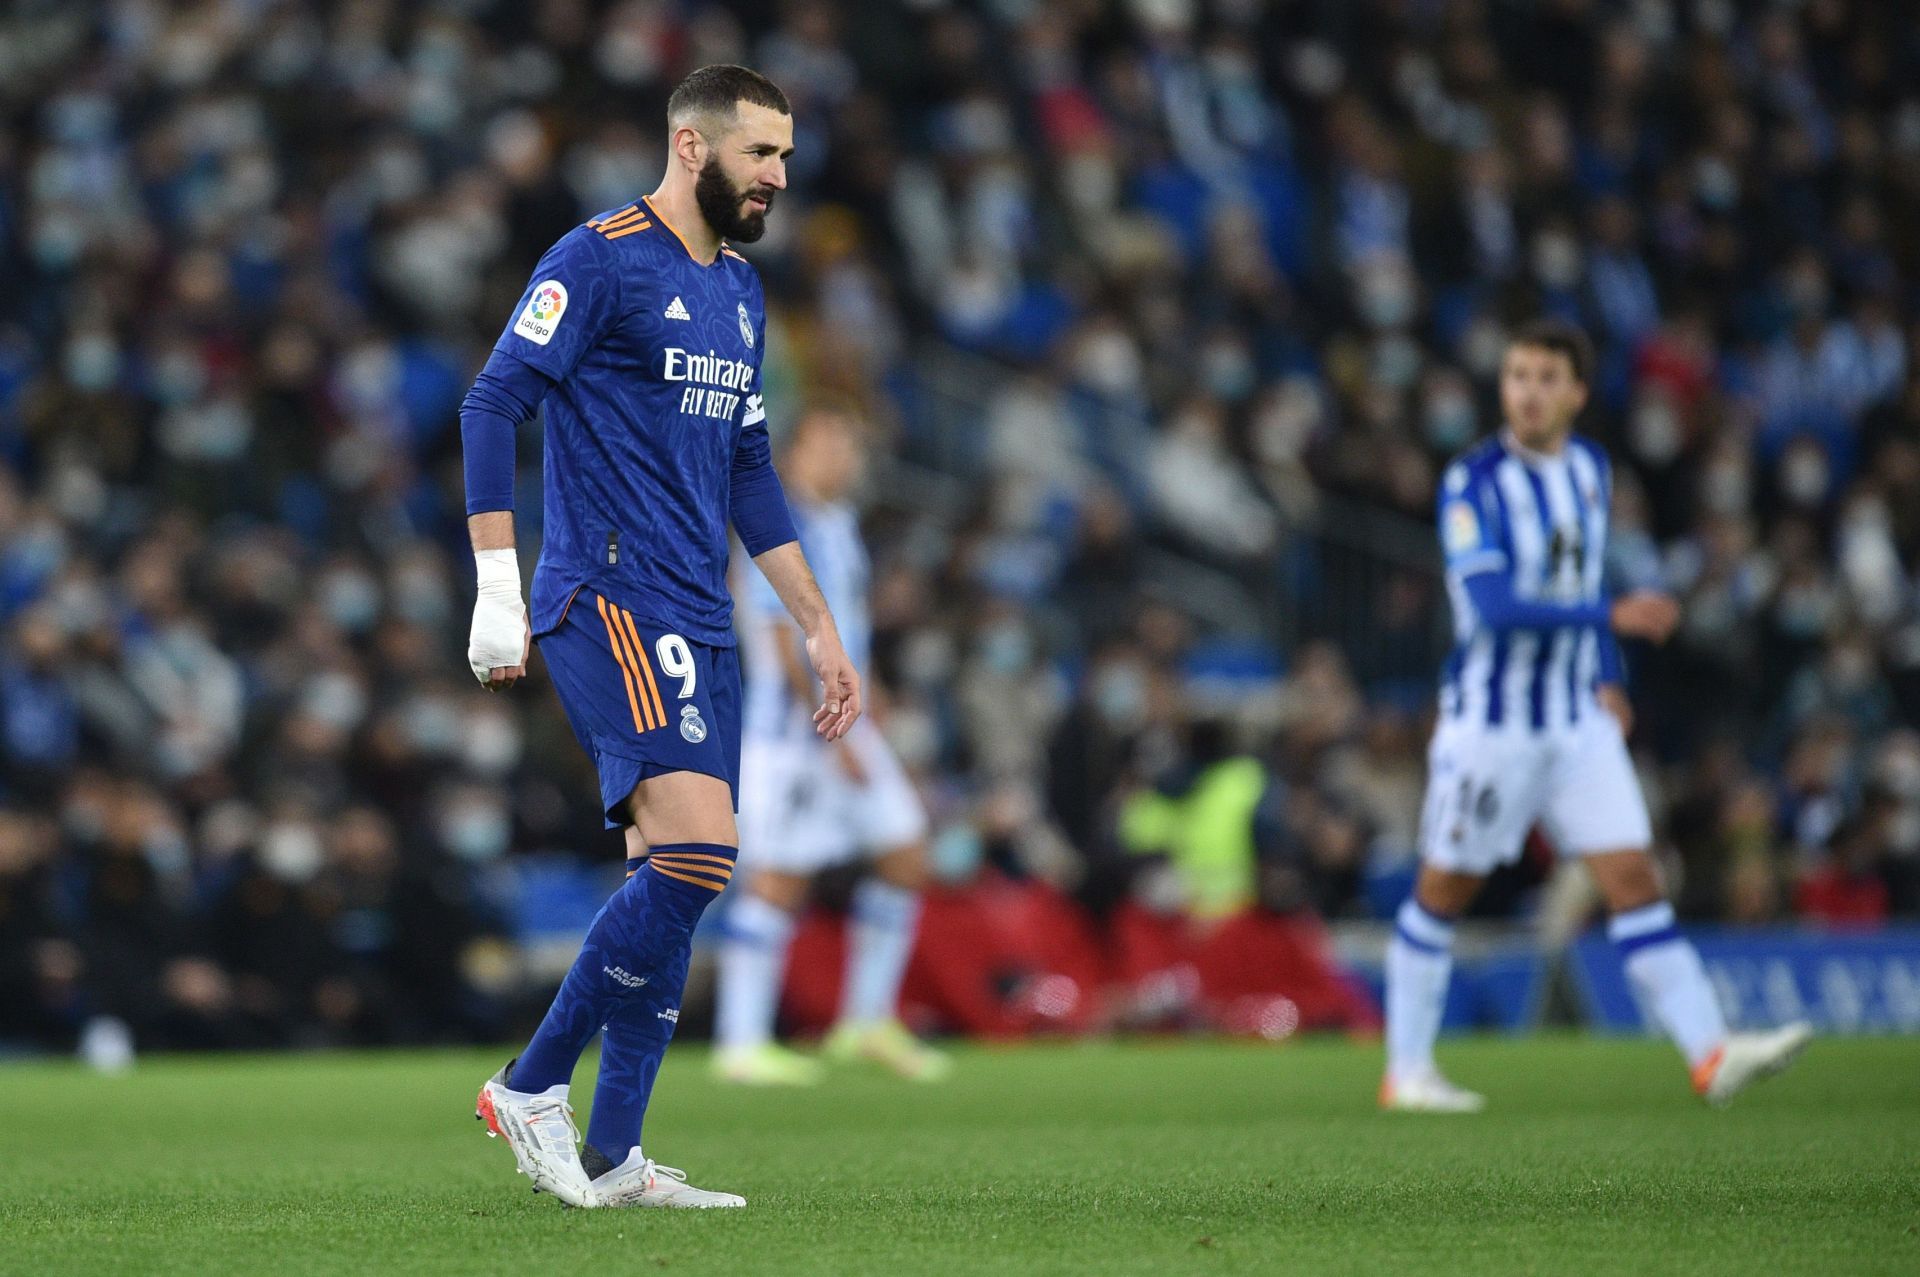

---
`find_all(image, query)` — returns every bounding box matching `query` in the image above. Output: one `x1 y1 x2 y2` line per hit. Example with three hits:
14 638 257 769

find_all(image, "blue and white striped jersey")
1438 432 1614 732
740 498 871 743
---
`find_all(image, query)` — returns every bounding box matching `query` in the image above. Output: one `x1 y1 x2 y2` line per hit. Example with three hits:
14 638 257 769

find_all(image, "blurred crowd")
3 0 1919 1054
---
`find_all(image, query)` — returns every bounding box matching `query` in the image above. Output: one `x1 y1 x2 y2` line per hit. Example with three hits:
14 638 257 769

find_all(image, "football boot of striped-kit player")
1379 1071 1487 1114
1695 1023 1813 1108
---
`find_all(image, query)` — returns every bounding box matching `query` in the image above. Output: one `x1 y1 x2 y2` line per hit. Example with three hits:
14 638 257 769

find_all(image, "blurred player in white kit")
714 408 950 1085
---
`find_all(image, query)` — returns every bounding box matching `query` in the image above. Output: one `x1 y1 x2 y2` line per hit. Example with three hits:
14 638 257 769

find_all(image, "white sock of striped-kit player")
1387 896 1728 1082
839 879 920 1024
1385 898 1457 1084
1608 901 1727 1069
717 879 921 1047
715 893 795 1051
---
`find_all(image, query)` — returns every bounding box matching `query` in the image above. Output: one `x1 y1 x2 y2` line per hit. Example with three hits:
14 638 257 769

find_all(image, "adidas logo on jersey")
664 296 691 321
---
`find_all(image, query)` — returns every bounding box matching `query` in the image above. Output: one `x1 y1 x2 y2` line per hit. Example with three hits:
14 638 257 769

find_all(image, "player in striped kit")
713 408 947 1086
1382 321 1811 1113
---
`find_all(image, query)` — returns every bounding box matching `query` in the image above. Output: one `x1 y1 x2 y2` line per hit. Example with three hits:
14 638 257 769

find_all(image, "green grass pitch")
3 1035 1915 1276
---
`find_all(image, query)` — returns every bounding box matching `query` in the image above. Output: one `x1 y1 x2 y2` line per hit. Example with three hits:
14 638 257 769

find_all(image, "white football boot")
822 1019 953 1082
475 1061 598 1207
1380 1071 1487 1113
1695 1022 1813 1108
711 1042 826 1087
590 1150 747 1209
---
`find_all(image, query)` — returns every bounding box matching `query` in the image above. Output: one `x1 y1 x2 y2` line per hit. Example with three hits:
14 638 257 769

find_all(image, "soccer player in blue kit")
459 66 860 1209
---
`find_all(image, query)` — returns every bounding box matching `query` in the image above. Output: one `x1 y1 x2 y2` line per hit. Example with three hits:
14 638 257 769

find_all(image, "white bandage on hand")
468 549 527 684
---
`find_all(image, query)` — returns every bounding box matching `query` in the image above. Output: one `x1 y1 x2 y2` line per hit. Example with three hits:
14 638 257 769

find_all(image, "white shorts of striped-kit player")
738 719 929 873
1419 712 1652 873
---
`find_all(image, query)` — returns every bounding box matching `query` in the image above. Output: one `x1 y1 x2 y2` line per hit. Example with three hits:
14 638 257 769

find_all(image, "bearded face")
694 152 776 243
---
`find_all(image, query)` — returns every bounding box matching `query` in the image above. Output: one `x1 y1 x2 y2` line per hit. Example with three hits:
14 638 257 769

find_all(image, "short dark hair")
1507 318 1594 385
667 65 790 129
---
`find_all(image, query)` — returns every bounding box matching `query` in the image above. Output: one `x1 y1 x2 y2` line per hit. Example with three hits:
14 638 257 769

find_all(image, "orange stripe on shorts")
619 609 669 726
596 595 651 732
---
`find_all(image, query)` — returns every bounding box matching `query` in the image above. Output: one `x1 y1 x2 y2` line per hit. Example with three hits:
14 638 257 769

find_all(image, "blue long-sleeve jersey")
460 197 795 647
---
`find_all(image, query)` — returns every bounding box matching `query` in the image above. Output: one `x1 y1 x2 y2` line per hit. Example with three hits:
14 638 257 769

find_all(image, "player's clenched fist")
469 548 531 690
1609 590 1681 644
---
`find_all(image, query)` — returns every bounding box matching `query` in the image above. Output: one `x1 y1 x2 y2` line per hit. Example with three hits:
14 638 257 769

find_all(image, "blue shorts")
537 588 742 827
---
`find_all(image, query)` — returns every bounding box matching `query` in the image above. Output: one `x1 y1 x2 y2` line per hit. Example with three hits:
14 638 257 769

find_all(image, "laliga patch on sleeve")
514 280 569 346
1443 499 1482 554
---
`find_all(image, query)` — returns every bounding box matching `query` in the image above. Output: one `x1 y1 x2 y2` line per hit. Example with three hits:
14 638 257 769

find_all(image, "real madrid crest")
680 704 708 743
737 302 754 349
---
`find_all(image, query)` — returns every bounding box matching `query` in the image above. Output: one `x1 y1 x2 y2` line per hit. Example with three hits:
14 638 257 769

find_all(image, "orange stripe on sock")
648 856 729 875
596 595 649 733
620 609 669 725
650 864 727 892
656 868 731 891
649 852 736 869
650 857 732 881
648 852 733 876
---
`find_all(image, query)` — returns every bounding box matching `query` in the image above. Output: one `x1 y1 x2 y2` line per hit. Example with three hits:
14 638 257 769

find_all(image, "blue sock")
585 931 689 1167
511 844 735 1095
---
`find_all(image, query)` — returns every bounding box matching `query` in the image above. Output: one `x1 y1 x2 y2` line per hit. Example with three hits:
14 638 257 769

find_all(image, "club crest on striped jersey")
514 280 568 345
1443 500 1481 554
738 302 754 349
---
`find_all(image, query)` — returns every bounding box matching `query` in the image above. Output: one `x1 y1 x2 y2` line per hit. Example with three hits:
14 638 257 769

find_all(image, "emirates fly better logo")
514 279 569 345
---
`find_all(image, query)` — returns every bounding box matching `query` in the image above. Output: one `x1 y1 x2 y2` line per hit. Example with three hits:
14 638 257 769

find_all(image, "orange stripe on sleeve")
601 221 652 240
596 595 652 733
589 205 638 230
619 609 670 726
